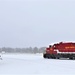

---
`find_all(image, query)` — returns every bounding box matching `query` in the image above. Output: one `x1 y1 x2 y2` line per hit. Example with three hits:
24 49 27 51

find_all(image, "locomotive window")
49 45 52 48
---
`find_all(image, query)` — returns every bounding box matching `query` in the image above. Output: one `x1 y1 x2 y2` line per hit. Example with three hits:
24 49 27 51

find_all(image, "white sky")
0 0 75 48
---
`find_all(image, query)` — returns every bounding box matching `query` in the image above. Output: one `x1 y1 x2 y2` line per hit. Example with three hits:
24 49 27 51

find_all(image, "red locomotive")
43 42 75 59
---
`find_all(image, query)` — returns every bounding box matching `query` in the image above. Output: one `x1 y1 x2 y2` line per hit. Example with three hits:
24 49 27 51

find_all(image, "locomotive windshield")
49 45 52 48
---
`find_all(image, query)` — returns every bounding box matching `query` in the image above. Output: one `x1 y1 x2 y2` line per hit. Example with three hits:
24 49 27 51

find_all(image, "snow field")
0 54 75 75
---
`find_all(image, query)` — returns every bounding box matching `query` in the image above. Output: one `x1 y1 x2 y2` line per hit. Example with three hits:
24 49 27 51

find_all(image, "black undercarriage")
43 53 75 60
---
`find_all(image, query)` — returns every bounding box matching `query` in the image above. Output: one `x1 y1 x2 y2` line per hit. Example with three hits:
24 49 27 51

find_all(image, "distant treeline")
0 47 46 53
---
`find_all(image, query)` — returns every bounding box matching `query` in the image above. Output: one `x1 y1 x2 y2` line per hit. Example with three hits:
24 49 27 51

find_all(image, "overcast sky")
0 0 75 48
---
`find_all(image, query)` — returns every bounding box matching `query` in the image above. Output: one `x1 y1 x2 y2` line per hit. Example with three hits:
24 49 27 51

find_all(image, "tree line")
0 47 46 54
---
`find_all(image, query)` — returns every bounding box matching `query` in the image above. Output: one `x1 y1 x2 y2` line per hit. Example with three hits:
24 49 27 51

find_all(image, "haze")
0 0 75 48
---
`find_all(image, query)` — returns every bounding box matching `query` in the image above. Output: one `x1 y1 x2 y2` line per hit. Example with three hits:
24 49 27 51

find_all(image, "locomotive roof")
50 41 75 45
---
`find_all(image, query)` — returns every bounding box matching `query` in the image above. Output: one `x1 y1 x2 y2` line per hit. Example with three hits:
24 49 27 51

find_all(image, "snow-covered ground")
0 54 75 75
